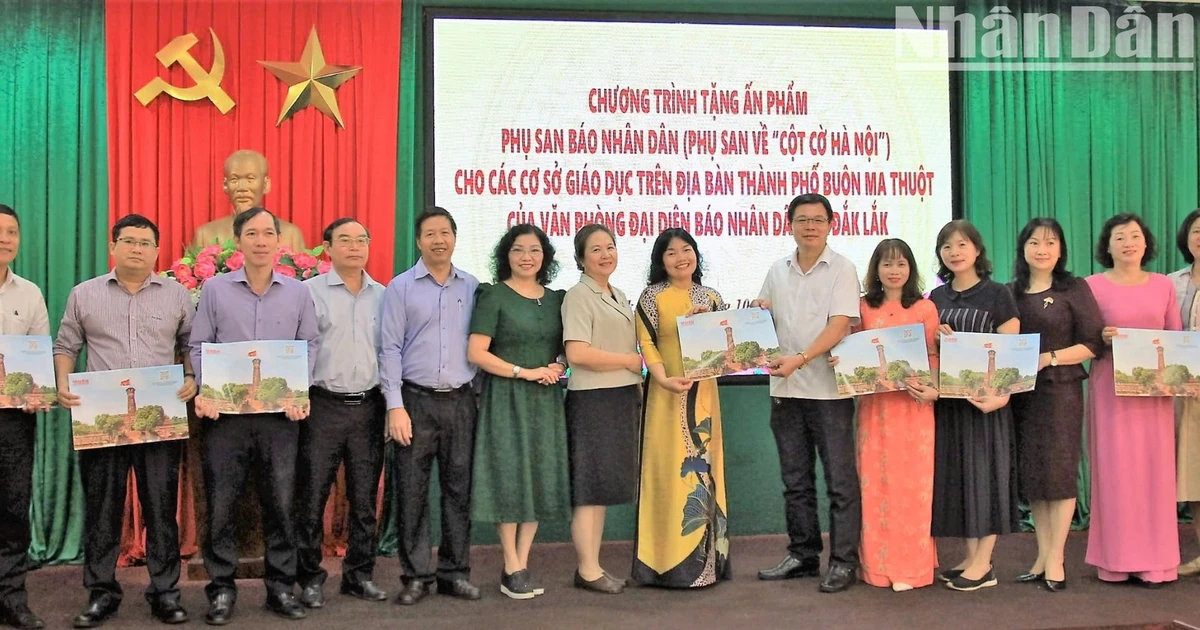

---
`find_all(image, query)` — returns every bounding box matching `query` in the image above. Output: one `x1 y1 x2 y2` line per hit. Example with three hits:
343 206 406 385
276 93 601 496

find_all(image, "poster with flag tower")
831 324 933 397
1112 328 1200 397
198 340 310 414
938 332 1040 399
677 308 783 379
0 335 57 409
69 365 189 450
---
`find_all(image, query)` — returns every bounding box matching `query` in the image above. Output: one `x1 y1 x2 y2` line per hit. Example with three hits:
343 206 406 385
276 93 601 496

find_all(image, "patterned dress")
631 282 730 588
856 297 940 588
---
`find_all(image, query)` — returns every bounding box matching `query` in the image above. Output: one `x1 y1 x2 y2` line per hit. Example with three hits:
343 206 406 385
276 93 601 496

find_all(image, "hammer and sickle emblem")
134 28 235 114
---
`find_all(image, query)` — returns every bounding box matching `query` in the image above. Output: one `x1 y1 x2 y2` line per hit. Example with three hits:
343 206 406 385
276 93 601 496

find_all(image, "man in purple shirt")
189 208 319 625
380 207 481 605
53 215 196 628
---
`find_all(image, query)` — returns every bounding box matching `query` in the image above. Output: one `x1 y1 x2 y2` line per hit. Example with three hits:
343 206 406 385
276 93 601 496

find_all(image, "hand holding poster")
831 324 932 397
1111 328 1200 397
198 341 310 415
938 332 1039 399
69 365 189 451
677 308 782 379
0 335 57 409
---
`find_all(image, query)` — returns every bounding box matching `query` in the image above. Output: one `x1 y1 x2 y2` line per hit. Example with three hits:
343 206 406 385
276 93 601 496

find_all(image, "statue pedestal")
184 406 266 580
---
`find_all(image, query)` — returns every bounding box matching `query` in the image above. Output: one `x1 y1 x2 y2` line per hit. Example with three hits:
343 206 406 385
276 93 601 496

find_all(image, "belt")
310 386 380 406
402 381 471 396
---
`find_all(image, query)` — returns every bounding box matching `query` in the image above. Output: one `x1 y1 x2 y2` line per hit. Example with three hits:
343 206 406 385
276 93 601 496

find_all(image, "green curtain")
0 0 108 564
959 0 1200 529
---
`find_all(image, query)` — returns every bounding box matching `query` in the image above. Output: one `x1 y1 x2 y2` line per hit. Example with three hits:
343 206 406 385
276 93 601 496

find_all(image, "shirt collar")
229 267 284 287
103 269 164 290
0 268 20 288
579 272 606 295
942 277 986 300
326 267 381 289
786 245 834 273
413 258 463 282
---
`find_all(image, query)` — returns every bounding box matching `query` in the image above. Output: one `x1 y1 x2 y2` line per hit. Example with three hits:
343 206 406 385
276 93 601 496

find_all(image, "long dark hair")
1011 217 1073 297
492 223 559 285
647 228 703 285
863 238 924 309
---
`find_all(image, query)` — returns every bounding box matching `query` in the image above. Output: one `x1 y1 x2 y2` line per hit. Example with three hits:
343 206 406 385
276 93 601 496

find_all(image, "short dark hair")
787 193 833 223
111 214 160 244
573 223 616 271
0 204 17 226
1094 213 1157 269
1176 209 1200 265
935 219 993 283
322 218 368 243
233 207 281 238
415 206 457 236
863 238 924 309
647 228 704 285
492 224 559 285
1011 217 1073 297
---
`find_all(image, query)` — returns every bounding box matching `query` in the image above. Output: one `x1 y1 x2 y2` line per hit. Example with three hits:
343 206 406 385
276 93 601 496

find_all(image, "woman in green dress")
467 224 571 600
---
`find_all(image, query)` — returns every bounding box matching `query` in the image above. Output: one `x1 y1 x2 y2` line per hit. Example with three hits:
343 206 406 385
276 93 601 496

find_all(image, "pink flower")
178 274 199 290
194 259 217 280
225 251 245 271
170 263 193 279
274 265 297 278
293 253 318 269
317 260 332 274
200 245 222 257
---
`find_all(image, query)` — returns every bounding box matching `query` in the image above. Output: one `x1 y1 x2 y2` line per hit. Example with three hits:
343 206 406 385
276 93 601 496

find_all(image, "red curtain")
105 0 402 565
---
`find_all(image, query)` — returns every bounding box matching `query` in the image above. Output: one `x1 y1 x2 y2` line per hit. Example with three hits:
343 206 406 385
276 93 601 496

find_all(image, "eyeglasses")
116 238 157 249
335 236 370 246
792 217 829 226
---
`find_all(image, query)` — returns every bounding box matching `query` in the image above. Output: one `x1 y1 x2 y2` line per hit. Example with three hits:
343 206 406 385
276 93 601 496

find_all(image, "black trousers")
394 384 476 584
79 441 181 605
769 397 860 567
0 409 34 611
295 389 384 587
201 413 298 600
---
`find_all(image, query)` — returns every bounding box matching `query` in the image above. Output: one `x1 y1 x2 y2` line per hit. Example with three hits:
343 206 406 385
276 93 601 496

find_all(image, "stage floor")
25 528 1200 629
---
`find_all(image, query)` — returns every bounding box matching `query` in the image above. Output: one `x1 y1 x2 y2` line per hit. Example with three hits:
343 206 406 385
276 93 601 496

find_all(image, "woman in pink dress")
1086 213 1182 586
836 239 940 591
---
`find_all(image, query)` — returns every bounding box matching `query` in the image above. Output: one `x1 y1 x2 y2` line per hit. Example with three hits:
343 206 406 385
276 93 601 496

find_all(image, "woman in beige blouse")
561 224 645 594
1171 208 1200 576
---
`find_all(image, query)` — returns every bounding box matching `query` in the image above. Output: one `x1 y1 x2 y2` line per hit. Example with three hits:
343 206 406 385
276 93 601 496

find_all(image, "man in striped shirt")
53 214 196 627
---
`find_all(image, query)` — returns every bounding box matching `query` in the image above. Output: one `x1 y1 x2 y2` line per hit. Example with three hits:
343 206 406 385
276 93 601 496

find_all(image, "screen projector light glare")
431 17 953 320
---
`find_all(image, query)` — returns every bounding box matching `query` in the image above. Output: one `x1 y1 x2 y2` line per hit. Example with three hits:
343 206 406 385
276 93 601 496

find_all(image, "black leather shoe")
937 569 963 583
204 593 235 626
341 580 387 602
150 599 188 625
436 578 481 600
1015 572 1044 583
947 569 998 592
818 565 856 593
573 571 624 594
265 593 306 620
395 581 430 606
1043 578 1067 592
757 555 821 580
73 597 119 628
0 604 44 630
298 583 325 609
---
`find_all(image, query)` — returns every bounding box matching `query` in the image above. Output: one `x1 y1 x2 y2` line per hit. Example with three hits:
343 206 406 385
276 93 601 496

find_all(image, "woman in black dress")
929 220 1021 592
1008 218 1104 592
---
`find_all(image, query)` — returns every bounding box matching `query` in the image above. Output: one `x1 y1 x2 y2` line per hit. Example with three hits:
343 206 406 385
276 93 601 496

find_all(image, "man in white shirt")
0 204 51 630
753 193 861 593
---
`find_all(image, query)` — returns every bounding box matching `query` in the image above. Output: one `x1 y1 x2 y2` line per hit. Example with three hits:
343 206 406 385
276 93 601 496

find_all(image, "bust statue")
192 150 306 252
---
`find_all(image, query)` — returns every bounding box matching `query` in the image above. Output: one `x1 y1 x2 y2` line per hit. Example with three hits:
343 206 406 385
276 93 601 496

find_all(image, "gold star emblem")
259 27 361 128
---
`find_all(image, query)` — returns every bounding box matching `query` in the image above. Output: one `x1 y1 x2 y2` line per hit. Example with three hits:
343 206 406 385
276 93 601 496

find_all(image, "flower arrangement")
161 240 330 304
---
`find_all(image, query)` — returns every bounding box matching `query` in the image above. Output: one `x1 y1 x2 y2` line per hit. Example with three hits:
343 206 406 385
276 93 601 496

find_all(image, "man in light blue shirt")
379 207 481 604
296 219 388 609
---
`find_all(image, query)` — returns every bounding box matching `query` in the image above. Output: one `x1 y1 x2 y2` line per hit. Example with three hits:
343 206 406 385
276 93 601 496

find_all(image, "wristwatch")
1049 351 1058 367
512 365 522 378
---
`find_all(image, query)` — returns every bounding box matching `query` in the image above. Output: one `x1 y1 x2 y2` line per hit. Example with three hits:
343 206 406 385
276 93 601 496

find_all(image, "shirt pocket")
807 287 831 316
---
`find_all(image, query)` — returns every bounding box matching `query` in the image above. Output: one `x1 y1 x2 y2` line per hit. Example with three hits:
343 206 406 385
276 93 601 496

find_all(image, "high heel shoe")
1042 578 1067 592
1014 572 1045 583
